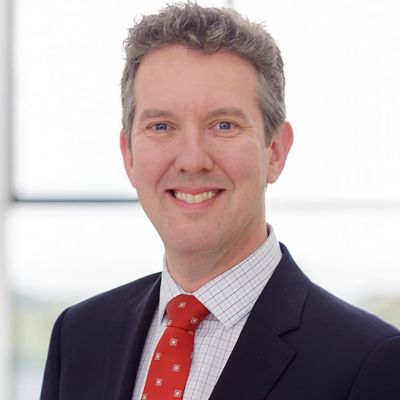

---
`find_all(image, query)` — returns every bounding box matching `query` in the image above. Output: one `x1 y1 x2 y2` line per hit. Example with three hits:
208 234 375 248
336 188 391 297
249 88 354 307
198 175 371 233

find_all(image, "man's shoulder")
305 281 399 343
62 272 161 326
276 244 399 343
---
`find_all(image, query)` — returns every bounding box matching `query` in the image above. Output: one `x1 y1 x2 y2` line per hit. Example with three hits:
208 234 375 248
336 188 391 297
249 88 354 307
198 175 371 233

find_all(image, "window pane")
6 204 400 398
235 0 400 202
14 0 400 201
12 0 226 200
7 204 164 399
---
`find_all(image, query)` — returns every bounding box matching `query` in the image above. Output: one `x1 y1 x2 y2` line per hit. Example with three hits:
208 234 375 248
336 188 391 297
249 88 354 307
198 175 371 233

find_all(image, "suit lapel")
208 311 296 400
102 275 161 400
209 244 311 400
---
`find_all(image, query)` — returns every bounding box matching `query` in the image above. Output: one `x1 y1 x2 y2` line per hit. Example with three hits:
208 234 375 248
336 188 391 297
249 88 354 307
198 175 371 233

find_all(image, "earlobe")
266 121 293 184
120 129 136 188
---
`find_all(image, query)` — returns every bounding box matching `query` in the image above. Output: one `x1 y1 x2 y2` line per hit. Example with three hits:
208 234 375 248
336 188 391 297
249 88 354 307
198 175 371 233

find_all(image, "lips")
170 190 219 204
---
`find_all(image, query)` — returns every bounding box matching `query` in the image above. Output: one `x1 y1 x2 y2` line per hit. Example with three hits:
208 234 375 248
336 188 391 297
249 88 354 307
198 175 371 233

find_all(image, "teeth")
174 190 217 204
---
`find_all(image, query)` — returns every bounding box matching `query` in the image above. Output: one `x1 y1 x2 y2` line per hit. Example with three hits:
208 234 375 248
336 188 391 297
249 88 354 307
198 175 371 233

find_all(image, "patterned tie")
141 295 209 400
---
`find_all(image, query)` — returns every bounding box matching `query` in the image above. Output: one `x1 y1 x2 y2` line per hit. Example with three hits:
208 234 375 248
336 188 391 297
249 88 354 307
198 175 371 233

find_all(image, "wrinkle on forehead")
137 107 252 125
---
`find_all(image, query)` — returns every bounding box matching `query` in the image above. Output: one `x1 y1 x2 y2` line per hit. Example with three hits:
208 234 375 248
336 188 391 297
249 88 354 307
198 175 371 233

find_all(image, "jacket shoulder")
64 272 161 324
305 282 399 346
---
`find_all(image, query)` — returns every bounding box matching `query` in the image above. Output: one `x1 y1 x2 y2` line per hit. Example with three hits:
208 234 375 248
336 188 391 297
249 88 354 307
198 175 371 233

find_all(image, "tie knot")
166 295 209 331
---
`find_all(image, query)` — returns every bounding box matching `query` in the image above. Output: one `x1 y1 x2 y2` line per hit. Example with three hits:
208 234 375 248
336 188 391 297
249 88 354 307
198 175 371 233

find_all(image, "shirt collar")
158 224 282 329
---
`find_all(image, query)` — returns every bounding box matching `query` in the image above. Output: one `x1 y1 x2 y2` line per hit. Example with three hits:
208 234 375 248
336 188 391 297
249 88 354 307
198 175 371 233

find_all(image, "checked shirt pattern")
141 295 209 400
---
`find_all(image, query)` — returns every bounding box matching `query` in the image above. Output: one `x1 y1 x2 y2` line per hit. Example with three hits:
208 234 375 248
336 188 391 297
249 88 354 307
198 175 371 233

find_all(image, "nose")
174 128 214 173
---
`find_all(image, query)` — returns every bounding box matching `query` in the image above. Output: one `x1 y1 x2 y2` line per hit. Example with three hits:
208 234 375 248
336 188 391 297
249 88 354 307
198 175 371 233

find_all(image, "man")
41 3 400 399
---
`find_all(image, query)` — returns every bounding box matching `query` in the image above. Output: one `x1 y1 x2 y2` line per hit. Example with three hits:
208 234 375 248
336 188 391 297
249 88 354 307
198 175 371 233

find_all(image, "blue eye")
153 122 169 131
218 121 232 130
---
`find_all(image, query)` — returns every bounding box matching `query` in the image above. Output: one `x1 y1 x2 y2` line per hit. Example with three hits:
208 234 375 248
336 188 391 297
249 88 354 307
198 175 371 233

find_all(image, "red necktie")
141 295 209 400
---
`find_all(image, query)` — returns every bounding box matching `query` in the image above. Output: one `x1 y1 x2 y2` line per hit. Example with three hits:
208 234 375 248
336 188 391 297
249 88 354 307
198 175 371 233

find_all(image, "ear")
120 129 136 188
266 122 293 184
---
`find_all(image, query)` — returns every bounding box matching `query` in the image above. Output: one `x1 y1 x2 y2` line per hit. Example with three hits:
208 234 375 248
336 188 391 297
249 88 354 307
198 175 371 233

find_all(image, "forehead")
133 45 261 114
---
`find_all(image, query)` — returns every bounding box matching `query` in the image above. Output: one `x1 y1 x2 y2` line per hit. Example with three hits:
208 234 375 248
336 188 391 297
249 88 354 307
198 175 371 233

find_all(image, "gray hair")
121 2 286 145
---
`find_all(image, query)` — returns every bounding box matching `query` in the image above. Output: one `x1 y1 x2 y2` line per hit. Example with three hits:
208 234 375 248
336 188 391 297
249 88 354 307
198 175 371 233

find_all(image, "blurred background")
1 0 400 398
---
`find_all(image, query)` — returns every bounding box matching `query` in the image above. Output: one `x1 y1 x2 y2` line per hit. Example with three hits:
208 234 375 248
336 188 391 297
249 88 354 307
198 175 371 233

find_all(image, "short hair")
121 2 285 145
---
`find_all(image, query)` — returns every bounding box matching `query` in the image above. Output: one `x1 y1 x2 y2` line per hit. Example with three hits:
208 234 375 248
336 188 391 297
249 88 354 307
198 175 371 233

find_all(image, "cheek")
217 143 268 185
131 142 170 188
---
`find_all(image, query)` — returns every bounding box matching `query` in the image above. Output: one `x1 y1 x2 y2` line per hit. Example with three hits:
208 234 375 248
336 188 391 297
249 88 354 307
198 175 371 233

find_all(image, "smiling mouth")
171 190 219 204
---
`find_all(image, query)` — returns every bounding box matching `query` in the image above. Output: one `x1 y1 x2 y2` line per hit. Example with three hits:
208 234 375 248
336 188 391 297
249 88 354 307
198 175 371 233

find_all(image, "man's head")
121 2 286 146
120 3 293 287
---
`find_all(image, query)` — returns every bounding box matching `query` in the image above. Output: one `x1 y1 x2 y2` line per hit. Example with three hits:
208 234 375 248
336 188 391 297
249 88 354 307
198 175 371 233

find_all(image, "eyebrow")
205 107 250 123
137 109 177 124
137 107 251 124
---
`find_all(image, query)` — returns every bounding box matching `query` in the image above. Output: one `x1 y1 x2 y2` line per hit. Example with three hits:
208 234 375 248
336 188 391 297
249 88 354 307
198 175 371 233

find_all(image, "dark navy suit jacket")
40 245 400 399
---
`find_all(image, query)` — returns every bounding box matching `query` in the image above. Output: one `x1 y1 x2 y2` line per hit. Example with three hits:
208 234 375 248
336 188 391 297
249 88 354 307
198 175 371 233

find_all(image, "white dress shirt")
132 225 282 400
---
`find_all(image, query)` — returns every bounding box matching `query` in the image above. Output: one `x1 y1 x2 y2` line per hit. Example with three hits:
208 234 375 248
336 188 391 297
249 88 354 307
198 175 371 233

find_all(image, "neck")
165 225 268 292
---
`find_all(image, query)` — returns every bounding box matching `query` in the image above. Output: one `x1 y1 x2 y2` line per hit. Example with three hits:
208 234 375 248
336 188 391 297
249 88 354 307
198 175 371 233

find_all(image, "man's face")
121 45 291 264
